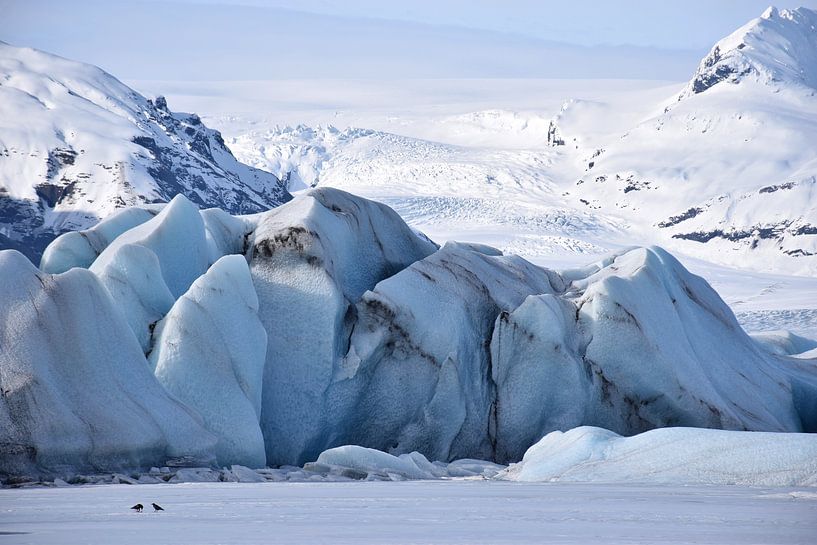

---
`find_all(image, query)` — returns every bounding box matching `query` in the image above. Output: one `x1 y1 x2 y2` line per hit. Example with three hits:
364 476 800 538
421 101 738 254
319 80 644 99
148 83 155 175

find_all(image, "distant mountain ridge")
0 41 290 262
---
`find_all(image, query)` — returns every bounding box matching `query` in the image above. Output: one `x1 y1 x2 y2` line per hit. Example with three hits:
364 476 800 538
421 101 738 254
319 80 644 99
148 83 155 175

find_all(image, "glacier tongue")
0 250 216 478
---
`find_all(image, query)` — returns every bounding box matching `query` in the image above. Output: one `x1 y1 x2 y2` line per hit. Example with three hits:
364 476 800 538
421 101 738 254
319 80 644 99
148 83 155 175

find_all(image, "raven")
130 504 143 513
152 503 164 512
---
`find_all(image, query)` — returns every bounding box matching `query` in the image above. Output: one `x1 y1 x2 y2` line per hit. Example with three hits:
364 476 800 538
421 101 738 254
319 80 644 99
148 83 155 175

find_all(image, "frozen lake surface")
2 481 816 544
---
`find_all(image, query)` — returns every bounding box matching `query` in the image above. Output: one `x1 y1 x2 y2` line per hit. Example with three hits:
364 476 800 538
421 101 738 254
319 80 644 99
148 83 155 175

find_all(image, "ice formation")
91 194 209 299
314 446 448 480
3 188 817 479
492 247 817 462
85 195 210 351
499 426 817 487
247 187 438 465
337 242 564 463
751 330 817 357
39 207 160 274
0 251 216 478
152 255 267 468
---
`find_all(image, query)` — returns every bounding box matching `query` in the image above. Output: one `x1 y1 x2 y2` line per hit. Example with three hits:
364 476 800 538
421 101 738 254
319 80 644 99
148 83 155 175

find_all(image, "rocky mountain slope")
0 41 291 262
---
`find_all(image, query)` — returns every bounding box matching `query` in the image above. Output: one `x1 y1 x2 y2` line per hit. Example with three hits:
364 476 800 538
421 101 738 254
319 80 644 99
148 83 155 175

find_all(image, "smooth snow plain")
1 481 816 545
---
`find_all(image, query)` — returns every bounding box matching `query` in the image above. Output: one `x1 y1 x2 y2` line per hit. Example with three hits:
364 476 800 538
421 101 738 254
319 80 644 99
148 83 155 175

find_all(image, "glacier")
218 8 817 277
1 187 816 480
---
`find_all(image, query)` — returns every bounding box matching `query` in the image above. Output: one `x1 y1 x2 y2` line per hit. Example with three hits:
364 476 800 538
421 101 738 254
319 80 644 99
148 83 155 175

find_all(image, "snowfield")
2 481 816 545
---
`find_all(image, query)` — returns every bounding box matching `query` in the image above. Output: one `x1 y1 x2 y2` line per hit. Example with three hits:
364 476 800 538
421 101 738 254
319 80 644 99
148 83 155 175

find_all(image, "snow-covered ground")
2 481 816 545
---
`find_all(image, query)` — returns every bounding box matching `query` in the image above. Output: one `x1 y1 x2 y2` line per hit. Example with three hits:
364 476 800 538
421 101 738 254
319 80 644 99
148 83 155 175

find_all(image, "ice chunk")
445 459 506 479
576 247 803 431
308 446 506 480
338 242 563 462
315 446 439 480
169 468 221 483
499 426 817 487
491 246 813 463
247 188 437 466
40 206 160 273
152 255 267 468
0 250 216 478
227 465 266 483
91 194 209 299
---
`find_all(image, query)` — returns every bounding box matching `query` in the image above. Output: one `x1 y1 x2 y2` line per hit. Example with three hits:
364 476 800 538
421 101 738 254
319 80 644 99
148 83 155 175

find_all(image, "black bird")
152 502 164 512
130 504 143 513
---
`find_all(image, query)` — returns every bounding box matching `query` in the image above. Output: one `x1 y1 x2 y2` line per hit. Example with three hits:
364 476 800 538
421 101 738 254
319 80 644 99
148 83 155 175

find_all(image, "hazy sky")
1 1 814 81
150 0 817 49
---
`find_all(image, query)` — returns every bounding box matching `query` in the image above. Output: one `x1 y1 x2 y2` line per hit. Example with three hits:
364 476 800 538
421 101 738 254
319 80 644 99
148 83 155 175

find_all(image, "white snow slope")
576 7 817 274
0 41 290 262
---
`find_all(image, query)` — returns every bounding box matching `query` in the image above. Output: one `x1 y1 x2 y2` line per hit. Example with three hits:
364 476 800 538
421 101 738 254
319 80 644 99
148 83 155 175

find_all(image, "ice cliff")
1 188 816 478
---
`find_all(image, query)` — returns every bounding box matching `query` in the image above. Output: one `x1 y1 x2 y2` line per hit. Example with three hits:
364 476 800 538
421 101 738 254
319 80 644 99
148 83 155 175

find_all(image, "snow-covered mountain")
226 7 817 275
0 42 291 262
680 6 817 99
573 6 817 273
